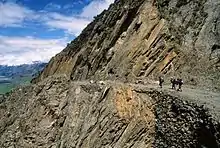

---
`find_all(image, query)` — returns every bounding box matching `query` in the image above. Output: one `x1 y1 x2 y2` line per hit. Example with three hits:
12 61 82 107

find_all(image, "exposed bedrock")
1 77 219 147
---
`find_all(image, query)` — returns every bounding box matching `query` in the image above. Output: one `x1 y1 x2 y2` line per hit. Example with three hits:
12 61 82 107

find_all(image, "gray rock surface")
1 0 220 147
0 76 219 147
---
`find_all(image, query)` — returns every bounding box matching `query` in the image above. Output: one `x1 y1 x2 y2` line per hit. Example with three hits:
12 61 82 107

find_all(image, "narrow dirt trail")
73 80 220 120
133 82 220 120
168 85 220 120
108 80 220 120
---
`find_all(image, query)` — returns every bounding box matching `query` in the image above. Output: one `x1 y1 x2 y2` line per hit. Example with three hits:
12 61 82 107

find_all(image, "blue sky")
0 0 114 65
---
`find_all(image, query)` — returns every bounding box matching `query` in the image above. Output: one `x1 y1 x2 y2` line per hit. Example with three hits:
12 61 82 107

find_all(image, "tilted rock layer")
1 76 220 147
33 0 220 90
1 0 220 147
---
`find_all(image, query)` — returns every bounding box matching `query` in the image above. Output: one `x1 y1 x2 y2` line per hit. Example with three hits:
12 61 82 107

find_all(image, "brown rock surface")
1 0 220 147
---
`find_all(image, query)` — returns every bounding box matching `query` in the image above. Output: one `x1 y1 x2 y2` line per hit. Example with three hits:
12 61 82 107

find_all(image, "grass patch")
0 76 32 94
0 83 15 94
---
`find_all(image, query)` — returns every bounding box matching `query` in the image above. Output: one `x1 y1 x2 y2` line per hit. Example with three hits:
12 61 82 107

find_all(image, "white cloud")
44 3 61 11
43 0 114 35
80 0 114 19
0 36 68 65
43 13 90 36
0 2 34 27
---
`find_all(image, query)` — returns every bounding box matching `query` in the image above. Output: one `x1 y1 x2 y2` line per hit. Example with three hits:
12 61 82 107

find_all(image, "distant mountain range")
0 62 47 78
0 62 47 94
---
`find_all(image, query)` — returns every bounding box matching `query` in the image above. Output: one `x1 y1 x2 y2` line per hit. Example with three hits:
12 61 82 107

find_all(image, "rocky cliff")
1 76 220 147
1 0 220 148
33 0 220 90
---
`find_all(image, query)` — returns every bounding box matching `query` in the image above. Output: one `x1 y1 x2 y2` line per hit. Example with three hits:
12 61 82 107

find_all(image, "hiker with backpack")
170 77 177 90
177 78 183 91
159 76 164 88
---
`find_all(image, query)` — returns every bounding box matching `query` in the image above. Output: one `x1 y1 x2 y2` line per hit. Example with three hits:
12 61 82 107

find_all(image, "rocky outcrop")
1 0 220 147
1 76 219 147
33 0 220 90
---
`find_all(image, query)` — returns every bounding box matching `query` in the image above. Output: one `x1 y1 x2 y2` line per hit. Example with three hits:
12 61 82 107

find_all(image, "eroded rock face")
33 0 220 90
1 0 220 147
0 76 219 147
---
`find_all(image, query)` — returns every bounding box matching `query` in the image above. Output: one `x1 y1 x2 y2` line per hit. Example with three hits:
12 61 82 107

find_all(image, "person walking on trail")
177 78 183 91
170 77 176 90
159 76 164 88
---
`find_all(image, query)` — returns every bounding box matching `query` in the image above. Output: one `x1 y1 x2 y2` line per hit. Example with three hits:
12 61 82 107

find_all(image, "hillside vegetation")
0 63 47 94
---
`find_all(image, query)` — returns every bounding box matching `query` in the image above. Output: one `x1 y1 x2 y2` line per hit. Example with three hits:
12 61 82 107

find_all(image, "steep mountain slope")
33 0 220 90
1 0 220 148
